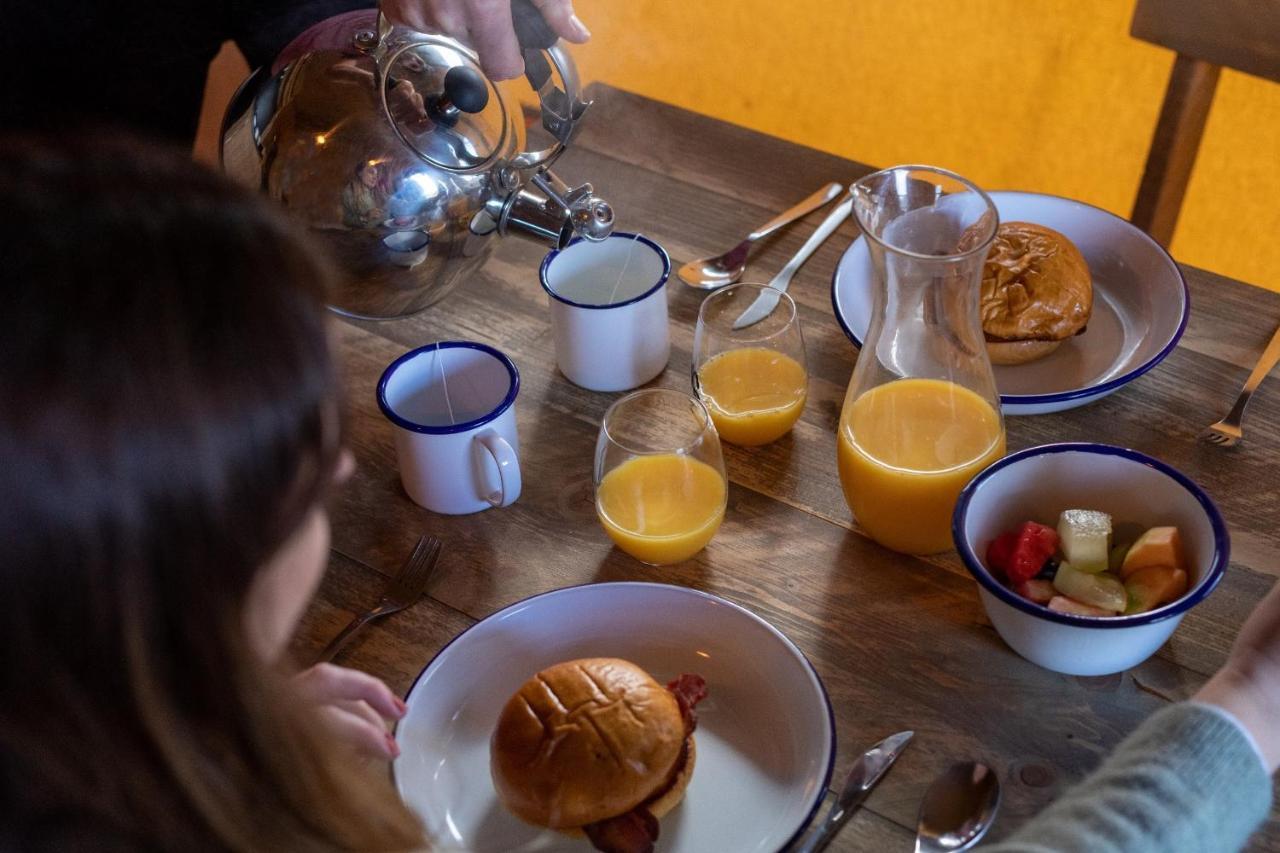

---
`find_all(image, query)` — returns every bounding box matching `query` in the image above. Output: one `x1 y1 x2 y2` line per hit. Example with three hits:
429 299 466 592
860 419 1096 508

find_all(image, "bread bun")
556 735 696 840
981 222 1091 365
490 658 686 830
646 734 695 820
986 338 1064 366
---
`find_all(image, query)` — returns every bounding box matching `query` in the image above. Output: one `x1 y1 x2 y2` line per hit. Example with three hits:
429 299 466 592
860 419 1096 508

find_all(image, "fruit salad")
985 510 1190 617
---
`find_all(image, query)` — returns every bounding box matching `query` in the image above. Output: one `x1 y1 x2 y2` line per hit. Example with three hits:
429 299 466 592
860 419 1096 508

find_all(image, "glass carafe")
838 166 1005 555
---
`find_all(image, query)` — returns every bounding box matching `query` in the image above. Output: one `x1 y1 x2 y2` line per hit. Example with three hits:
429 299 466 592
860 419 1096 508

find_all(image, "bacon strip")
667 673 708 732
583 808 658 853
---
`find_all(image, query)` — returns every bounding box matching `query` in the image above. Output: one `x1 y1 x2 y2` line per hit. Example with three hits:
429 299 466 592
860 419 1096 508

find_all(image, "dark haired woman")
0 135 426 851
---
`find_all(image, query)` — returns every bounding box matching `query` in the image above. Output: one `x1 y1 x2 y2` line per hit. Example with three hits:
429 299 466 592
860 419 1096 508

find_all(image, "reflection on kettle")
342 160 390 228
383 230 430 268
220 5 614 320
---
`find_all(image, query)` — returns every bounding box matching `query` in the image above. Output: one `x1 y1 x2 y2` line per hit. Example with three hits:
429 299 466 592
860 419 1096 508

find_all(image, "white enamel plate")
394 582 835 852
831 191 1189 415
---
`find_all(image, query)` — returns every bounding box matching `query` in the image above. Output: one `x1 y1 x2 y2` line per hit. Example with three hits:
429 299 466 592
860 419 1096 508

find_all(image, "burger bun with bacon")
490 658 707 853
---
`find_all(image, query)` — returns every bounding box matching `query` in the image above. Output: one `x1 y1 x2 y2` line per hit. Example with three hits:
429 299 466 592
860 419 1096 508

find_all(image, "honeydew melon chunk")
1058 509 1112 574
1124 565 1189 614
1120 527 1186 580
1052 561 1125 613
1109 542 1131 572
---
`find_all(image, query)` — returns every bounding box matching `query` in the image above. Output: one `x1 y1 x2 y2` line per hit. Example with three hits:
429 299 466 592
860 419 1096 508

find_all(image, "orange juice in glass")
595 389 728 564
840 166 1005 554
693 284 808 446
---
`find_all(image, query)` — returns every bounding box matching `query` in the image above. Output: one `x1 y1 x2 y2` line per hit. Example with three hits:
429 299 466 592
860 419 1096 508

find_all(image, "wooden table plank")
308 85 1280 848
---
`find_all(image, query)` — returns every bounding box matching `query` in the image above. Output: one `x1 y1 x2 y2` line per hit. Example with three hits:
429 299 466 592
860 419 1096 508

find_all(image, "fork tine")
385 535 443 605
1201 430 1235 447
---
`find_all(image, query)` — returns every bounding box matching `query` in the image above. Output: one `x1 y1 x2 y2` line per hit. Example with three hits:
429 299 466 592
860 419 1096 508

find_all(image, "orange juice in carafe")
838 379 1004 554
840 166 1005 554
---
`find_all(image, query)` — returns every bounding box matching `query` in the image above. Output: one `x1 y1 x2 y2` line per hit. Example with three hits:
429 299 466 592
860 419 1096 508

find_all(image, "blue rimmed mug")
377 342 522 514
540 232 671 392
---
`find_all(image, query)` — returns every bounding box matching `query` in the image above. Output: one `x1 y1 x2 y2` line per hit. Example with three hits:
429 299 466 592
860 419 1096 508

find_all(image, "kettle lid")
383 41 508 171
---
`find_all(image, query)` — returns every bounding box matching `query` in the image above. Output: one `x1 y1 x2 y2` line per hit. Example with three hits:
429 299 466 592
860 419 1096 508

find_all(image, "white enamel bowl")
953 444 1229 676
832 191 1189 415
394 582 835 852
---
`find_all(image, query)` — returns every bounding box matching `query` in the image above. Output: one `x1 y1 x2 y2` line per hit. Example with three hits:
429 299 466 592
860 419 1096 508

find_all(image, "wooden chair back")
1129 0 1280 246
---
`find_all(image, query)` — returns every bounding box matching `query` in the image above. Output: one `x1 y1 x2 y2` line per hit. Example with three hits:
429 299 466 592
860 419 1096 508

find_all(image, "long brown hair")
0 135 425 850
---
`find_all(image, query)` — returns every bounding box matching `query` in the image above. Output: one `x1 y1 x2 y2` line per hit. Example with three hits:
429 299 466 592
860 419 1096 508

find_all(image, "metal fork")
1200 320 1280 447
316 535 443 663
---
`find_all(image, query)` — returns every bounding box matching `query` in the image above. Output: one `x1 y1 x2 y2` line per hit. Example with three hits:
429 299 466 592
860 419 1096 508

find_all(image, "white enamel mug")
540 232 672 392
377 342 522 515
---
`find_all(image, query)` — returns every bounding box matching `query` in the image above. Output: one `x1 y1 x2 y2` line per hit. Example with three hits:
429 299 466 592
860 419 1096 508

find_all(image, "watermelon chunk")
1006 522 1060 584
985 531 1019 579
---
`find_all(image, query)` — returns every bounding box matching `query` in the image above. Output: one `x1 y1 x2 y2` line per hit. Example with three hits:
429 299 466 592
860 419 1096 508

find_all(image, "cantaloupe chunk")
1120 527 1185 580
1124 566 1189 614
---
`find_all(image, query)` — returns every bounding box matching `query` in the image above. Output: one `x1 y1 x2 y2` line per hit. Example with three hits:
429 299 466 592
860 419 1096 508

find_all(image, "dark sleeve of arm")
229 0 376 69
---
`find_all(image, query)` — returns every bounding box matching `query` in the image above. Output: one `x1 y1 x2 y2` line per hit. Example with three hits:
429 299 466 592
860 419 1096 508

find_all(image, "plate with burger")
832 191 1189 415
392 582 835 852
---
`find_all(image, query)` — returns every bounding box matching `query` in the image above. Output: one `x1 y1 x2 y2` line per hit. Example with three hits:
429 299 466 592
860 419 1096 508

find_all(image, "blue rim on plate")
540 232 672 311
392 581 836 853
953 442 1230 629
377 341 520 435
829 191 1191 406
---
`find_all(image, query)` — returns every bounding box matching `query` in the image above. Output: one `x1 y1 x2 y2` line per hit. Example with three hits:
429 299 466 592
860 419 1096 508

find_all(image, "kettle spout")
494 171 614 249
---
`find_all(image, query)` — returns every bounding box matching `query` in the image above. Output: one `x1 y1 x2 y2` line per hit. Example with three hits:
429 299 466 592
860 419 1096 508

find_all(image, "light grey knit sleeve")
983 703 1273 852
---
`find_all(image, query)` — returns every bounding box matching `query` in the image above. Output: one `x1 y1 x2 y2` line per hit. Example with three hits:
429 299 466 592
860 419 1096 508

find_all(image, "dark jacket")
0 1 371 142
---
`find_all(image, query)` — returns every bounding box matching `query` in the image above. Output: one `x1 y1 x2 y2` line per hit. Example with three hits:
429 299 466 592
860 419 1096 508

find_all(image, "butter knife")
732 192 853 330
791 730 914 853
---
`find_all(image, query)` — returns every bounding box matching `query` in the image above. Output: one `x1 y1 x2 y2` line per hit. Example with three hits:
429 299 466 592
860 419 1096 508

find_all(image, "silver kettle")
220 1 614 319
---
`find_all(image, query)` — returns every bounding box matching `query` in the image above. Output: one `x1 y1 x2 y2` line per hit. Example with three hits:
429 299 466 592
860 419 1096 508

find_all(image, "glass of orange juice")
838 166 1005 555
594 389 728 565
692 284 808 446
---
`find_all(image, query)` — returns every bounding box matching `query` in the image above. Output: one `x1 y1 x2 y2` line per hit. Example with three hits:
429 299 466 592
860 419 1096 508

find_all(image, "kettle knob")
426 65 490 127
443 65 489 113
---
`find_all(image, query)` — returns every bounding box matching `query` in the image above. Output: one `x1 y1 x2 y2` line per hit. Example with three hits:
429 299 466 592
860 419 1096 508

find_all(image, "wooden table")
294 85 1280 850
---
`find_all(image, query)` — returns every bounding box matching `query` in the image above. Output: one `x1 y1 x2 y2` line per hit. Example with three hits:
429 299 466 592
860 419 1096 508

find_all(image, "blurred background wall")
196 0 1280 290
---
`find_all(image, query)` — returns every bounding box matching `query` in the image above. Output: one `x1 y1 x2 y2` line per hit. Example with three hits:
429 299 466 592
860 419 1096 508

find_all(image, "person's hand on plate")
293 662 408 759
1195 579 1280 772
381 0 591 80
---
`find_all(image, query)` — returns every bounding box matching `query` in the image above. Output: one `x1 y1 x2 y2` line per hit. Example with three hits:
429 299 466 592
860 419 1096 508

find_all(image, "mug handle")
475 429 522 508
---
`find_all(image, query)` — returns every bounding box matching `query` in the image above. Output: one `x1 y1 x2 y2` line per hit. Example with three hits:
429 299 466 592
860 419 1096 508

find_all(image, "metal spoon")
678 182 843 289
915 762 1001 853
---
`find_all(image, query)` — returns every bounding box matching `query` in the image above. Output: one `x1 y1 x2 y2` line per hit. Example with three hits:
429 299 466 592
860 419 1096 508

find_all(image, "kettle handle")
512 0 559 51
507 0 592 171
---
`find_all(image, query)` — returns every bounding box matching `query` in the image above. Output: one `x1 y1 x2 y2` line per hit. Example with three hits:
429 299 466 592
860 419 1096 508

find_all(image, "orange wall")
570 0 1280 291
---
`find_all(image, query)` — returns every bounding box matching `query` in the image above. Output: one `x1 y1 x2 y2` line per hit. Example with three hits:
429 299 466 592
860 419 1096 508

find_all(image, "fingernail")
393 697 408 717
570 14 591 40
385 732 400 759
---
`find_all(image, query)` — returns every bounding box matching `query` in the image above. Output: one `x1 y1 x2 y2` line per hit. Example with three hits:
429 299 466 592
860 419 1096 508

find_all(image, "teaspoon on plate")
678 182 843 289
